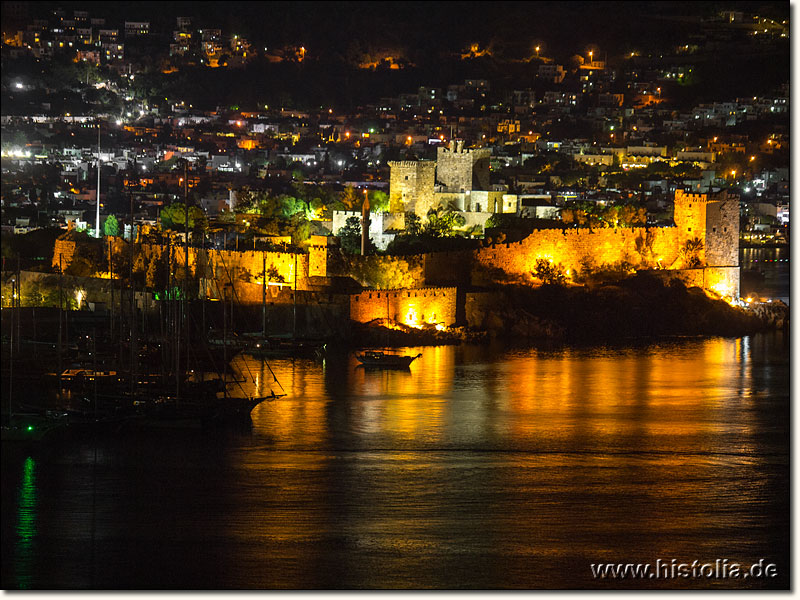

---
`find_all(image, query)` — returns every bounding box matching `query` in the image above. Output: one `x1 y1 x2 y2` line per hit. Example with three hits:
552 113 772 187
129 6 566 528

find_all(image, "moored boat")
356 350 422 368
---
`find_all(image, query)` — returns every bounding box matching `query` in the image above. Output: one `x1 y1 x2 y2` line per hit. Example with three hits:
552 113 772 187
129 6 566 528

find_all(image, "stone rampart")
423 250 475 285
474 226 681 278
350 286 457 327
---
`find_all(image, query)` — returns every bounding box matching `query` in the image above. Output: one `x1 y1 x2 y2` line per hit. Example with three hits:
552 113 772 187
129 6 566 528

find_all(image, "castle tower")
388 160 437 216
307 235 329 277
673 189 709 263
435 142 491 192
673 189 740 296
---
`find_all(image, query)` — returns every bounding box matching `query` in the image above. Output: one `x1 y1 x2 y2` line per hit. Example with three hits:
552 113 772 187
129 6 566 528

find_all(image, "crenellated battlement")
350 286 458 326
387 160 436 169
351 286 456 298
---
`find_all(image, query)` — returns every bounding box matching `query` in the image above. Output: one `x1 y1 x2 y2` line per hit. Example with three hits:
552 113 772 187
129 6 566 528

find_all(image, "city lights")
0 3 789 590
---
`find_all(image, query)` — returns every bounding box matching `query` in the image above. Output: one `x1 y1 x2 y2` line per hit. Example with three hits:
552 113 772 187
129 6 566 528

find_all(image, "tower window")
688 227 692 232
724 227 728 232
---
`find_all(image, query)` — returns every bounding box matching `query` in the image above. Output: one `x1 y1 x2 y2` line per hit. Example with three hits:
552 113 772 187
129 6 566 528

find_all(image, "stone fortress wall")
350 286 458 327
472 189 740 296
53 238 312 290
475 226 681 277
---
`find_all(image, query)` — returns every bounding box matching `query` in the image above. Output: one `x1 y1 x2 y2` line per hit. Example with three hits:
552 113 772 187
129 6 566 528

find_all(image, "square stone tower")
436 141 491 192
673 188 740 295
388 160 437 216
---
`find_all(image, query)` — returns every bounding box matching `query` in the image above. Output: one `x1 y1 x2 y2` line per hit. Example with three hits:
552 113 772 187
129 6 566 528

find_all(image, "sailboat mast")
129 184 136 399
262 252 266 338
58 253 63 390
182 159 189 379
223 283 227 399
8 275 13 419
293 251 297 338
95 122 101 238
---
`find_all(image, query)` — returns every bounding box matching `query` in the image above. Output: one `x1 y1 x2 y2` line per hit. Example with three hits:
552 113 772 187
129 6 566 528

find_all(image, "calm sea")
1 330 789 589
740 246 790 304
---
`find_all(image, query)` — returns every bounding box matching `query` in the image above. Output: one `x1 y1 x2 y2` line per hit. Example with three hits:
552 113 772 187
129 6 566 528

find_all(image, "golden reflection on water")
236 338 762 454
234 338 779 582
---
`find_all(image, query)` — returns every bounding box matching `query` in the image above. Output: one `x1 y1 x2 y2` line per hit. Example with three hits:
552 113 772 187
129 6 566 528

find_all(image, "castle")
334 140 514 250
388 141 511 218
51 147 741 334
382 143 739 297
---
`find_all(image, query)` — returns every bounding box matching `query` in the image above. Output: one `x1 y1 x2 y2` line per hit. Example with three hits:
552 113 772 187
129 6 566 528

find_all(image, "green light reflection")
15 456 37 589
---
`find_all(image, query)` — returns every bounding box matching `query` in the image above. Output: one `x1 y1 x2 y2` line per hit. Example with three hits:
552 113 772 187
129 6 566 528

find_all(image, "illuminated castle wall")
51 191 741 325
350 286 457 327
475 226 680 276
53 239 311 290
473 189 740 297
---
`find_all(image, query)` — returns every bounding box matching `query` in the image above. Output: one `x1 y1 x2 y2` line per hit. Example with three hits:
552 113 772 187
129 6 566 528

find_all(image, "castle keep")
388 140 495 217
673 189 740 268
435 142 491 193
387 160 437 214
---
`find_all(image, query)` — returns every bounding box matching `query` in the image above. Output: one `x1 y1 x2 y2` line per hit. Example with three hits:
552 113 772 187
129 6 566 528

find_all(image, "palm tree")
679 237 705 268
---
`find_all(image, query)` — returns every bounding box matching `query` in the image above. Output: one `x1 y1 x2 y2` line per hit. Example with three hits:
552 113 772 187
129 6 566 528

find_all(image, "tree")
485 213 522 230
533 258 567 285
265 265 285 283
103 214 119 237
145 252 170 291
160 203 208 231
280 196 308 218
289 212 311 245
423 207 466 237
337 216 363 254
634 229 657 267
368 190 389 213
404 211 422 236
679 237 705 268
339 186 361 210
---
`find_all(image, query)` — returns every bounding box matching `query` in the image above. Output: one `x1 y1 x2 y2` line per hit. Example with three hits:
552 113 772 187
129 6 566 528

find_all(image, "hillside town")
0 2 789 338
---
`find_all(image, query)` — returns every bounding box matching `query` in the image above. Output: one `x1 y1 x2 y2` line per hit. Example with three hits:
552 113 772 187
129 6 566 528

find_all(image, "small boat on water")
356 350 422 368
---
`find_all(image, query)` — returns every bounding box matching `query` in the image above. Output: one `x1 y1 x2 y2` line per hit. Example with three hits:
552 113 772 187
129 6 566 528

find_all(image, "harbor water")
1 331 789 589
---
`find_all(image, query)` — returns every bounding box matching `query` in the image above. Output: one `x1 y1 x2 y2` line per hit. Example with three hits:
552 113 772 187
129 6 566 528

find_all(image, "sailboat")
2 278 65 442
133 172 284 427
